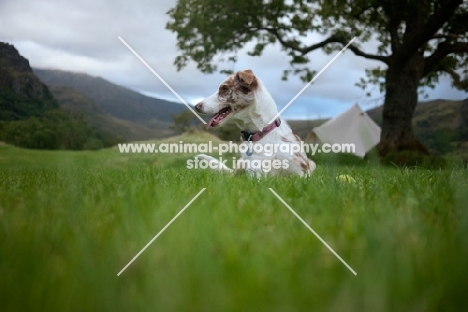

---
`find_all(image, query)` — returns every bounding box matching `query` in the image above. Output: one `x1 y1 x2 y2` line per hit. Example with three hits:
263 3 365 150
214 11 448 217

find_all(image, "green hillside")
34 68 186 128
286 118 328 140
367 99 468 156
49 85 171 141
288 99 468 157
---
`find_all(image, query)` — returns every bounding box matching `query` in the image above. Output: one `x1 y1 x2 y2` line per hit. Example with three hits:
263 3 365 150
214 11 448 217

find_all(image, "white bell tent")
308 103 381 158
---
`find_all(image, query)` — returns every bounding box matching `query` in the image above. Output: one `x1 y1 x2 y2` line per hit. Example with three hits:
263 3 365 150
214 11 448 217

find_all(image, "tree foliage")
0 110 120 150
0 85 58 121
167 0 468 90
170 109 198 133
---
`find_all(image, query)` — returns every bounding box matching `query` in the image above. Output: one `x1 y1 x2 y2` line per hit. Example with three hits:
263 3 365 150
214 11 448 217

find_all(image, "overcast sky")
1 0 466 120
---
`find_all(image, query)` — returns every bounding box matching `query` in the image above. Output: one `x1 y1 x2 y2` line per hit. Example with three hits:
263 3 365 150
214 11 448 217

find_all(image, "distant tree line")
0 109 121 150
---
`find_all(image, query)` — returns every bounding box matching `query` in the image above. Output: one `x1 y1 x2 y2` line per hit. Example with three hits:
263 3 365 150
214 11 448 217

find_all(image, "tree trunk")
377 53 430 157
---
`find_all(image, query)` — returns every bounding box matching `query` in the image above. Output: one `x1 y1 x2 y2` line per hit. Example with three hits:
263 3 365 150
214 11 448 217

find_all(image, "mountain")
285 118 328 141
33 69 186 129
365 99 466 128
288 99 468 156
367 99 468 156
46 85 166 141
0 42 120 150
0 43 58 120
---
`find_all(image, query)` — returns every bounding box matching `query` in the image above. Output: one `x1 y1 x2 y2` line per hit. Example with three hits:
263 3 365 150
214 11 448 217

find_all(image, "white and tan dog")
194 69 316 177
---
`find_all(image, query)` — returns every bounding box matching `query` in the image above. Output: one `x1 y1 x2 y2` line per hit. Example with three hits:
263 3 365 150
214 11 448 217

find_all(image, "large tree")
166 0 468 156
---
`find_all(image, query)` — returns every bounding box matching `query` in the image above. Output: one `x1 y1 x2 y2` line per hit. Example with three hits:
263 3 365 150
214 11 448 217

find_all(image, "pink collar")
241 118 281 142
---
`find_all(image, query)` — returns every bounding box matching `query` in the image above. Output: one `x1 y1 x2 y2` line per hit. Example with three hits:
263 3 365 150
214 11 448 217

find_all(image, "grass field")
1 134 468 312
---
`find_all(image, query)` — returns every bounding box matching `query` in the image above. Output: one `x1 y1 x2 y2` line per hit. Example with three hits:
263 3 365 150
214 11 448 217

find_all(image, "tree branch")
346 42 390 64
396 0 463 63
254 27 389 64
423 41 468 76
444 68 468 89
431 33 465 40
380 0 403 53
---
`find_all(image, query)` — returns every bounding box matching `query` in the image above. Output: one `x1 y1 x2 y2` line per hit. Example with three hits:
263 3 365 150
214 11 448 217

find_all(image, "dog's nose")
195 102 203 112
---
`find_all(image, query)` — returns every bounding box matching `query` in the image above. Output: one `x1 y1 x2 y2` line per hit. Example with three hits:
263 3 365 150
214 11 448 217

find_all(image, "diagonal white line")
268 188 357 275
117 188 206 276
268 37 357 124
118 36 207 124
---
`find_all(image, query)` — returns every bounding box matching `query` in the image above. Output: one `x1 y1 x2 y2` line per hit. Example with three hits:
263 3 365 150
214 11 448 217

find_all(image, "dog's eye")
220 85 229 92
239 85 250 93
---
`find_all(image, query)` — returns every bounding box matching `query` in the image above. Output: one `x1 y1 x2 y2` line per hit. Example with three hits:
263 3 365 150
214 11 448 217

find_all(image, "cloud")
1 0 466 120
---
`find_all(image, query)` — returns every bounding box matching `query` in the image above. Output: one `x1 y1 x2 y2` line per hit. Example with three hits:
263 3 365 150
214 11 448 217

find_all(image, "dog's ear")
235 69 256 88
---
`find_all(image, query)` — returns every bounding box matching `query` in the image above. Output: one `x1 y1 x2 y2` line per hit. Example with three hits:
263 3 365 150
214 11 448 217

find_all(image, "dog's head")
195 69 259 129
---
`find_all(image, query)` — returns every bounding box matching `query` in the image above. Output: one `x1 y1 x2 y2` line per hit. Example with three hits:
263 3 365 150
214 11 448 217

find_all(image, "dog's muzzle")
195 102 203 113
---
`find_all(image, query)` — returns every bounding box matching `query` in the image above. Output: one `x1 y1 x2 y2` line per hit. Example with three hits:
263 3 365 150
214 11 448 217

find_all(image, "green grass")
1 138 467 312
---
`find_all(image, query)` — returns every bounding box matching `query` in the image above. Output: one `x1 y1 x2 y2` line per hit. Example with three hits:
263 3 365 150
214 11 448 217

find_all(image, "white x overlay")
118 36 206 124
117 188 206 276
117 35 357 277
269 188 357 275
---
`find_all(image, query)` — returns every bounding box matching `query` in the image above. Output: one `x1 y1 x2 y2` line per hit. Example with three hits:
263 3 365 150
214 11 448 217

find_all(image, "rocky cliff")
0 42 58 120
